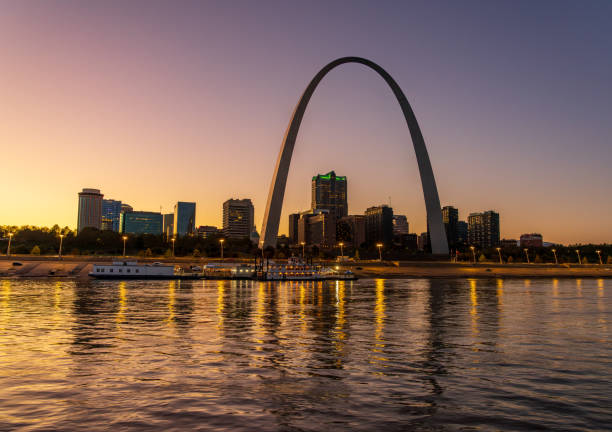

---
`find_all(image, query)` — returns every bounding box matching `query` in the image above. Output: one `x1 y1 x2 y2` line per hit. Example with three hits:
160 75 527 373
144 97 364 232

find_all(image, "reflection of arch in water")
259 56 449 254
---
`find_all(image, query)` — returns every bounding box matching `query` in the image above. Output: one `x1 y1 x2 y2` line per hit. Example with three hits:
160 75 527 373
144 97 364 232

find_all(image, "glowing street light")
219 238 225 261
552 248 558 265
338 242 344 259
6 233 13 256
300 241 305 259
496 247 502 264
596 250 602 265
575 249 581 265
171 237 176 257
524 248 530 264
122 236 128 257
376 243 383 262
470 245 476 264
59 234 64 259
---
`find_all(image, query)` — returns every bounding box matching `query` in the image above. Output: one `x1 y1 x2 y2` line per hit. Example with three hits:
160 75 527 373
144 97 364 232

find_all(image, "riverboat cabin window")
135 269 139 273
109 269 113 273
127 269 131 273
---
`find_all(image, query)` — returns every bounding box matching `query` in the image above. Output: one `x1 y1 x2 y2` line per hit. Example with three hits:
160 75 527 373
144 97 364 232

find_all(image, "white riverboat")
89 261 200 279
259 257 356 281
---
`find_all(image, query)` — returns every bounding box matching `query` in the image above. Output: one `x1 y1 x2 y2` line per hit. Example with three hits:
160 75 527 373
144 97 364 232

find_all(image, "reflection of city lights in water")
469 279 479 337
1 280 11 331
216 280 225 331
576 279 582 297
166 280 176 326
496 278 504 306
374 279 386 346
116 281 126 326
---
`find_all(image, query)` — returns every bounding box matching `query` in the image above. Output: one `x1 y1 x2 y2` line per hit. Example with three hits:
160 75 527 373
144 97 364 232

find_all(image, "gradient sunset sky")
1 1 611 244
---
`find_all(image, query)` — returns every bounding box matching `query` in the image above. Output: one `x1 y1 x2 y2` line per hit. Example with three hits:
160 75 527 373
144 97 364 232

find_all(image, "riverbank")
1 256 611 279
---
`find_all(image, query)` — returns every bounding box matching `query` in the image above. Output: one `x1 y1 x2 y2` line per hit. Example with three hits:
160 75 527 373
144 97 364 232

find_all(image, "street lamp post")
552 248 558 265
376 243 383 262
338 242 344 260
301 241 305 259
171 238 176 257
122 236 128 257
220 239 225 261
6 233 13 256
524 248 530 264
596 250 602 265
470 246 476 264
59 234 64 259
496 247 502 264
575 249 581 265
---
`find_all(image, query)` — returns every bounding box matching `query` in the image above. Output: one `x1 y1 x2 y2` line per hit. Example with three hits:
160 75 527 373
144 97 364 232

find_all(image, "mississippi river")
0 278 609 431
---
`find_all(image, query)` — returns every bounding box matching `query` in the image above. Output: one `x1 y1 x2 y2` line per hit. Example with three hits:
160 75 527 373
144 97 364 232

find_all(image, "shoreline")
1 256 611 279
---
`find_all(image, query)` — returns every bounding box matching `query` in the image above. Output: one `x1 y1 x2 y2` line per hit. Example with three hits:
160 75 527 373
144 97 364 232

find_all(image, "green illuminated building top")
311 171 348 219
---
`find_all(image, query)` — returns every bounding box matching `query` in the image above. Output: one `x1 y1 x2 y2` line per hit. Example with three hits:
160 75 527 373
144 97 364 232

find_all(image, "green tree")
607 255 612 264
478 253 487 262
145 248 153 257
30 245 41 255
582 256 588 264
164 248 172 258
534 254 543 263
193 249 201 258
507 256 514 263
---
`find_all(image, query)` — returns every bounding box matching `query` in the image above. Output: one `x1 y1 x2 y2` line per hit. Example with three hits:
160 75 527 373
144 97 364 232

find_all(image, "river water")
0 278 609 431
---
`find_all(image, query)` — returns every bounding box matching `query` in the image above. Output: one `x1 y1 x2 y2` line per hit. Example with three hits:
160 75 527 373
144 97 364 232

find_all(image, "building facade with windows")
365 205 394 245
120 211 163 235
77 188 104 232
311 171 348 219
520 233 543 248
392 215 409 236
222 199 254 239
102 199 122 232
468 210 500 249
174 202 196 237
442 206 459 247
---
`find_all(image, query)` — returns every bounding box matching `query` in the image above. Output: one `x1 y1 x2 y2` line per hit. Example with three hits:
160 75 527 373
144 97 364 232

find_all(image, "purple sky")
1 0 611 244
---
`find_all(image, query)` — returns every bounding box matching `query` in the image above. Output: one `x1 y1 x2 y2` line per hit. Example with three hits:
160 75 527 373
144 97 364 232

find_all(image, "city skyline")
1 1 611 244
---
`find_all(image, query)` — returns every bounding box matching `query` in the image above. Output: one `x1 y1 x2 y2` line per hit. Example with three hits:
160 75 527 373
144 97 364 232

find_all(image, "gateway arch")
259 57 449 255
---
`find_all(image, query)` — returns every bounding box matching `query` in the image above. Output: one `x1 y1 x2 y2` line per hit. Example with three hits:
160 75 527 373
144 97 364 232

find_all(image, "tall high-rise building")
120 211 163 235
468 210 500 249
442 206 459 247
222 198 254 239
173 202 196 237
457 221 468 244
288 213 300 245
77 188 103 233
311 171 348 219
365 205 394 245
102 199 122 232
297 210 335 247
392 215 409 236
162 213 174 238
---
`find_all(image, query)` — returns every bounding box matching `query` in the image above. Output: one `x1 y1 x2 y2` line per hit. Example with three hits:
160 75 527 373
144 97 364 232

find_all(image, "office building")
162 213 174 238
121 203 133 214
222 198 254 239
338 215 366 248
500 239 518 249
120 211 163 235
468 210 500 249
520 233 543 248
197 225 219 238
442 206 459 247
365 205 394 245
457 221 468 244
312 171 348 219
77 188 104 232
392 215 409 236
174 202 196 237
297 210 335 247
101 199 122 232
418 232 430 251
288 213 300 245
